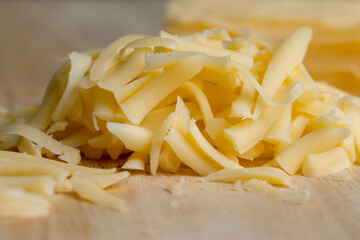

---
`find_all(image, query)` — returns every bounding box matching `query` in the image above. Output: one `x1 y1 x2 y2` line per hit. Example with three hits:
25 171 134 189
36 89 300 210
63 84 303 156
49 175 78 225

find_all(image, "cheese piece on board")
302 147 351 177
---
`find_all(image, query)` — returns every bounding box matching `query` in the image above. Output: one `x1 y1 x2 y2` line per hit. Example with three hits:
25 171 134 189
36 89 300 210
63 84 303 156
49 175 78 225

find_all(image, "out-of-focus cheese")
302 147 350 177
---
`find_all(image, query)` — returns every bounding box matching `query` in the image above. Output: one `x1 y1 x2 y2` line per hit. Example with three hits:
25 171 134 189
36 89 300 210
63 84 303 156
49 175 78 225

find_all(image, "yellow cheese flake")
165 177 185 194
302 147 351 177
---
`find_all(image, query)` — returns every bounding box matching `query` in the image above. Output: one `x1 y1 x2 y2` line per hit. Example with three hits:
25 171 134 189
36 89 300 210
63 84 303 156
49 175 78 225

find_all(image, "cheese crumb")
165 177 185 194
239 179 311 205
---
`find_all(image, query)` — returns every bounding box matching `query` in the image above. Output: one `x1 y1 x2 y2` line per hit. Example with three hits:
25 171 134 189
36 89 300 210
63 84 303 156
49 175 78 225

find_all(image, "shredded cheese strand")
0 124 81 164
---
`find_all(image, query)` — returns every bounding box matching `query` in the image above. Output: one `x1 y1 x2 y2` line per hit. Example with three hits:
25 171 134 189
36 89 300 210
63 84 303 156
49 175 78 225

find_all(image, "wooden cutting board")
1 2 360 240
1 166 360 240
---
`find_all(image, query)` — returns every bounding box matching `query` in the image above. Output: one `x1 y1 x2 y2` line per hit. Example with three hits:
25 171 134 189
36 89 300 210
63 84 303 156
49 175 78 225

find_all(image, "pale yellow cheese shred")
239 179 310 205
203 167 291 187
0 176 56 198
0 188 50 218
253 27 312 118
121 152 148 171
165 128 221 176
71 177 126 212
97 49 152 91
0 124 81 164
90 35 145 81
276 127 350 175
120 53 207 124
52 52 92 122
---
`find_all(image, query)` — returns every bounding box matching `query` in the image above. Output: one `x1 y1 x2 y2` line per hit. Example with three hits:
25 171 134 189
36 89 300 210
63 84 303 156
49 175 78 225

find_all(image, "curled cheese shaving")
253 27 313 118
121 152 148 171
70 177 126 212
150 113 175 175
164 128 221 176
97 48 152 91
52 52 92 122
188 119 242 169
0 124 81 164
119 36 177 59
120 53 207 124
144 51 195 71
160 31 253 69
90 34 145 81
203 167 291 187
107 122 154 154
182 81 214 124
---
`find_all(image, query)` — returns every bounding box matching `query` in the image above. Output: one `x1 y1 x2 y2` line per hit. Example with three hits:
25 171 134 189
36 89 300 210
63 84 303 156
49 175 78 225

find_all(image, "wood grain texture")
1 167 360 240
0 1 360 240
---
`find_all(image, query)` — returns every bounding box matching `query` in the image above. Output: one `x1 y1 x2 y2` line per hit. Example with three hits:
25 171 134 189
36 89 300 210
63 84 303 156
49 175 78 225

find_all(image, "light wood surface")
1 164 360 240
1 1 360 240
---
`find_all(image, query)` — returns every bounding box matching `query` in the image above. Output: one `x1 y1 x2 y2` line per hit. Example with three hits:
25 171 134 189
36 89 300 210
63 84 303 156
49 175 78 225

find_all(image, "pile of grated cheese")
0 27 359 218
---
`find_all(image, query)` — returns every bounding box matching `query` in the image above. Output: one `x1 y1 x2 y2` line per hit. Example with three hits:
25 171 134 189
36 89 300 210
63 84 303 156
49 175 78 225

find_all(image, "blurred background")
0 0 359 107
0 0 167 107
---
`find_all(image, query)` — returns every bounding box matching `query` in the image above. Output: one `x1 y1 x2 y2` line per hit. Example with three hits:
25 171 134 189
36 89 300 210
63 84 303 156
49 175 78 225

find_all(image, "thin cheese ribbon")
119 36 177 60
234 63 305 113
161 31 253 69
253 27 313 118
0 124 81 164
52 52 92 122
120 53 207 124
90 34 145 81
